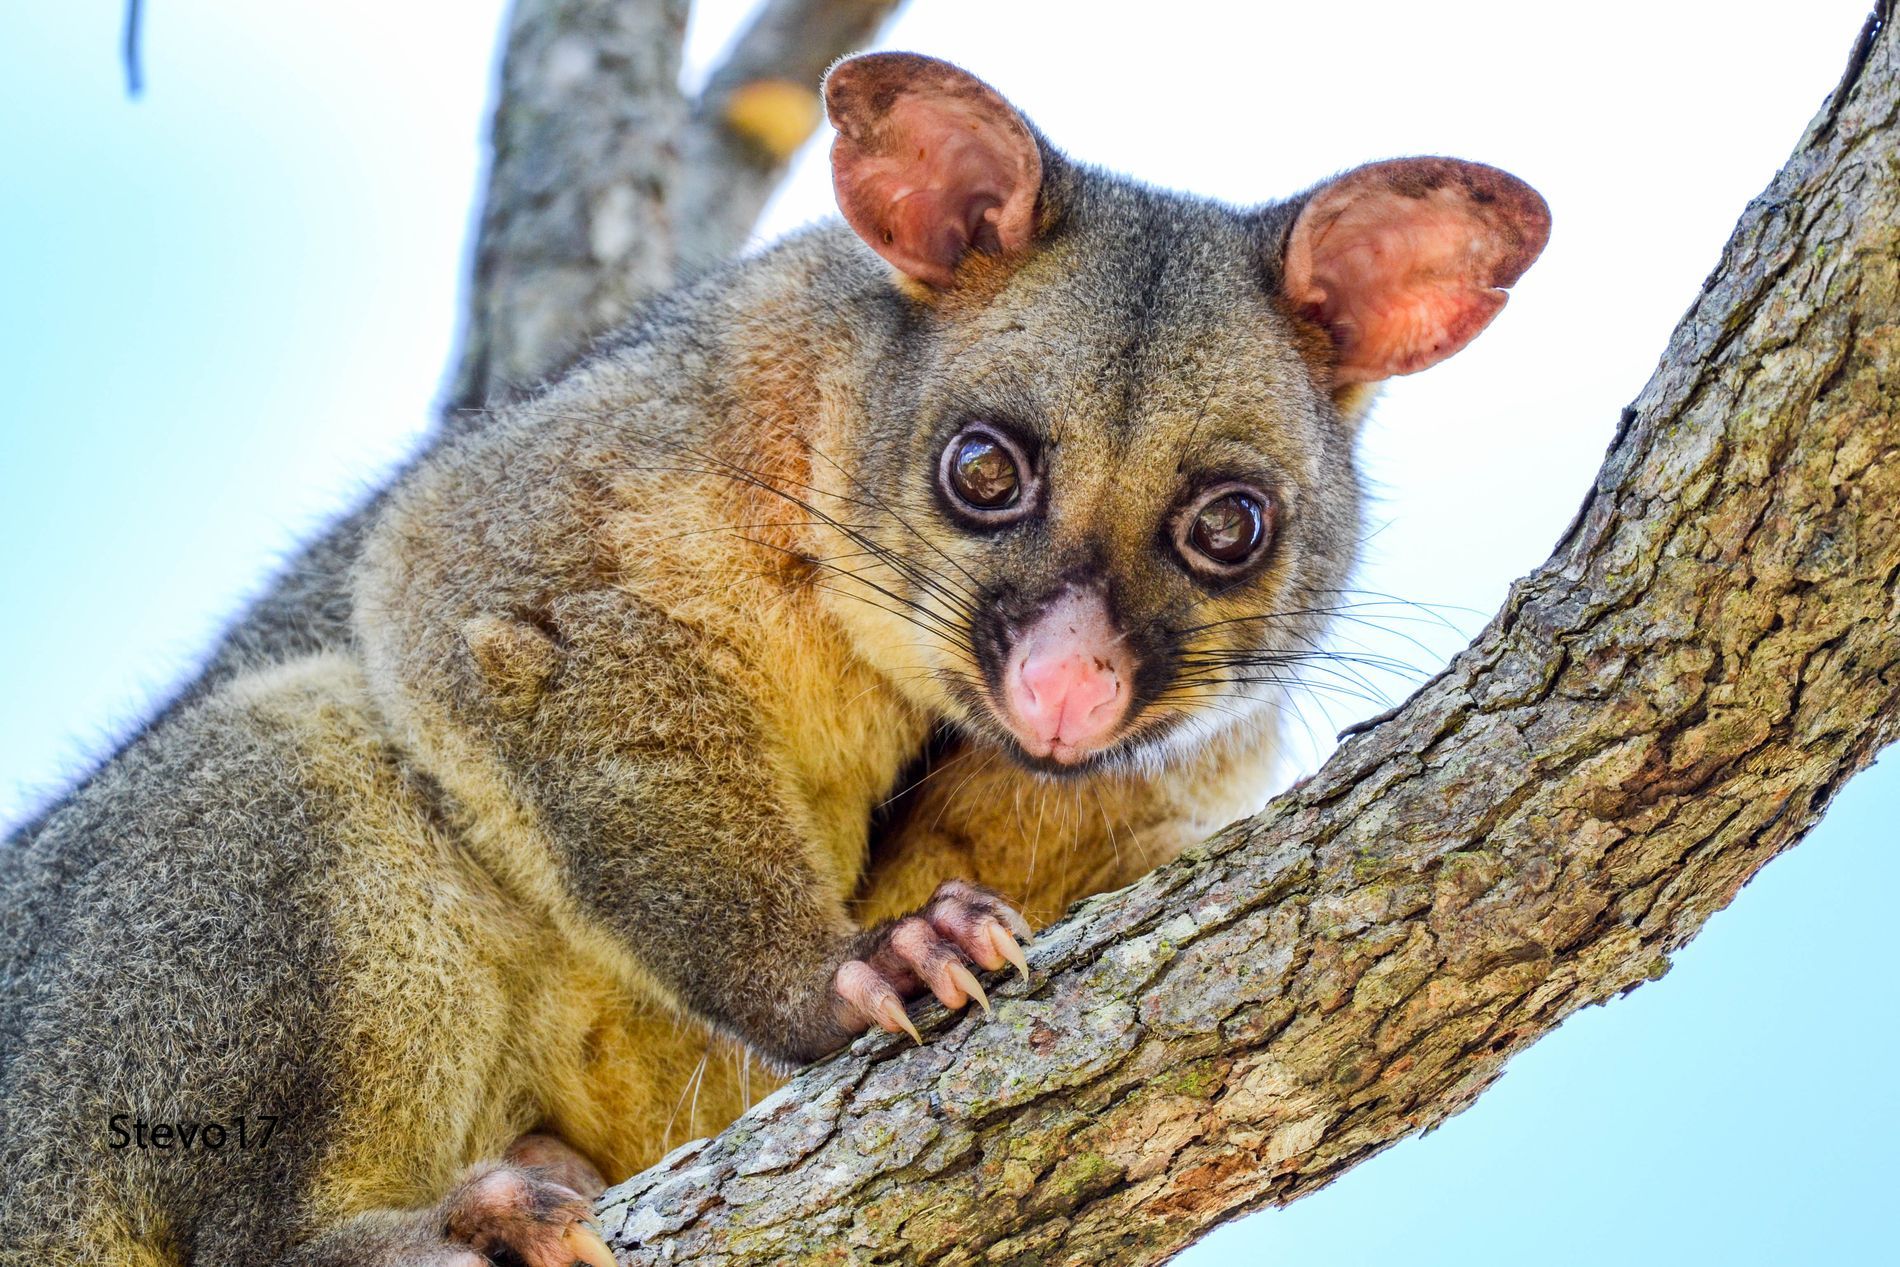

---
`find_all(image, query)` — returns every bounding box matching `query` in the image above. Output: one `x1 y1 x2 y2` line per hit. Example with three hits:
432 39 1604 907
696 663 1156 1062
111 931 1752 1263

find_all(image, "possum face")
815 53 1548 774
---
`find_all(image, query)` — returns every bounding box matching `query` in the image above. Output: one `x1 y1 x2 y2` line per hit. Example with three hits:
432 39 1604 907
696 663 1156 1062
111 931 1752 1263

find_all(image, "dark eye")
938 425 1037 524
950 436 1019 507
1177 484 1272 571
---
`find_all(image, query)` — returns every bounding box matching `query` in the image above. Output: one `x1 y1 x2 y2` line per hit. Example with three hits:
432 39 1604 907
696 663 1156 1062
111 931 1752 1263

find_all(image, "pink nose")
1016 652 1124 745
999 588 1132 763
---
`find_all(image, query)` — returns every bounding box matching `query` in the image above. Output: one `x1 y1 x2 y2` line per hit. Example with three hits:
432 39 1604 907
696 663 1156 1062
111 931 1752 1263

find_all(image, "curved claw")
872 992 924 1044
988 923 1030 980
563 1223 618 1267
947 961 990 1014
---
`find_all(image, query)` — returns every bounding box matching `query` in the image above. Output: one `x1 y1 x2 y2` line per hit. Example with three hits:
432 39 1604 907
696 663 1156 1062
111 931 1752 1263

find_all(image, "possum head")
812 52 1549 774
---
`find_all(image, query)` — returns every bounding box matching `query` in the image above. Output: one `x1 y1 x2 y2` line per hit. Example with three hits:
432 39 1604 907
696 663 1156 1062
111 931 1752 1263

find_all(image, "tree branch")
594 4 1900 1262
673 0 901 269
444 0 900 419
444 0 693 420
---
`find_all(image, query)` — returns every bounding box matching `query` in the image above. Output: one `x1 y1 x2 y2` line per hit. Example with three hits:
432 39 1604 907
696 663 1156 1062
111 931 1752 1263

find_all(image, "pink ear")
1282 158 1550 385
824 53 1043 287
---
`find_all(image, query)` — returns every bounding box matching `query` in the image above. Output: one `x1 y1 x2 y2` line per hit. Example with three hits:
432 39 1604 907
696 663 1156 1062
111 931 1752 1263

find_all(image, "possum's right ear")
825 52 1043 288
1277 157 1550 386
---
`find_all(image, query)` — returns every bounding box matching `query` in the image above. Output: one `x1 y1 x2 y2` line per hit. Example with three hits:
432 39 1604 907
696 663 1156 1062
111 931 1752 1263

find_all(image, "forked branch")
446 0 902 417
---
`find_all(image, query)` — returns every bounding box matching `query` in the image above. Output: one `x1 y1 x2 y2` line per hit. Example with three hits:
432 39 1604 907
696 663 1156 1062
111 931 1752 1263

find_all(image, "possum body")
0 52 1547 1266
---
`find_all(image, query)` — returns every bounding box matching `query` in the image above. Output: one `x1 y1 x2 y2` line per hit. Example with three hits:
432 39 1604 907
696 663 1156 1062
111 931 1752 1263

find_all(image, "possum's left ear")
1278 157 1550 385
824 52 1043 288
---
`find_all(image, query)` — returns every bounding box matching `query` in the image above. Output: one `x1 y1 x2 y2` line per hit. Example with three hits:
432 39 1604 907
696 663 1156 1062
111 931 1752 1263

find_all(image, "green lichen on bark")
597 5 1900 1263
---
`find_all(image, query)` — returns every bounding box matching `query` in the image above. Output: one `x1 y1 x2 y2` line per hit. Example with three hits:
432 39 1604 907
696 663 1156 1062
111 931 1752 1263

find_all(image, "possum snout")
998 587 1133 763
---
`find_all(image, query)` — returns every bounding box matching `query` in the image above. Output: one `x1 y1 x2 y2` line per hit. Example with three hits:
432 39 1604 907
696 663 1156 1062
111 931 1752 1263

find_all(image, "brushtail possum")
0 51 1547 1266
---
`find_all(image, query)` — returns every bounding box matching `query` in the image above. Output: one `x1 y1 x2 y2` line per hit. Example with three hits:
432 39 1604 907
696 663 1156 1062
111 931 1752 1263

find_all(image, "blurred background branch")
444 0 902 420
121 0 143 97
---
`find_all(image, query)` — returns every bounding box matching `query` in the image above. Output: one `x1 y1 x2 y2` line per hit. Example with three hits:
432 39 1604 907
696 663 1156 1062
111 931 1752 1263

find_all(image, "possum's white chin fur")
1121 686 1286 776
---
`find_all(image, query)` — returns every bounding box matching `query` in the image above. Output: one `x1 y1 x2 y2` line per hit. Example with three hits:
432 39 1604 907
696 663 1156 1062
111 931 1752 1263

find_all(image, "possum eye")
939 425 1037 524
1192 495 1263 561
951 438 1017 506
1176 483 1272 573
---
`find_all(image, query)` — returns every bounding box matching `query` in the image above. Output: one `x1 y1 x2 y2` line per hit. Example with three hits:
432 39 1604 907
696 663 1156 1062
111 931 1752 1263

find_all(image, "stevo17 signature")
106 1114 279 1151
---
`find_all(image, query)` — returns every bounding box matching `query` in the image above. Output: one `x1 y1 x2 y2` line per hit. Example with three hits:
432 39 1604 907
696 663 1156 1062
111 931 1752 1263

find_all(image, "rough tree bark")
588 5 1900 1263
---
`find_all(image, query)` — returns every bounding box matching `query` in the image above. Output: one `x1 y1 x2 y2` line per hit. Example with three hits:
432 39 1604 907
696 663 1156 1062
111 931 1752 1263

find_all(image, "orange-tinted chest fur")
596 463 934 893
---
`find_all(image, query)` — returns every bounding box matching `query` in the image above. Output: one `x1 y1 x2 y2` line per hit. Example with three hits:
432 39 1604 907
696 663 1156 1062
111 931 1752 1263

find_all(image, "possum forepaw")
832 879 1032 1041
440 1161 615 1267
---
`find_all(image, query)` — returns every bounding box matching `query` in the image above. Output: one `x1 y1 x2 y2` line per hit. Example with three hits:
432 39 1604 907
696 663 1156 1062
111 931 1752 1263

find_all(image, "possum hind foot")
441 1162 615 1267
504 1131 608 1202
834 879 1032 1043
286 1157 614 1267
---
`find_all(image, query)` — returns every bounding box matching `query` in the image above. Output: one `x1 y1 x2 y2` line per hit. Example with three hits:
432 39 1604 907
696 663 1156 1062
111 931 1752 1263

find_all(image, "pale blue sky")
1 2 1894 1262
